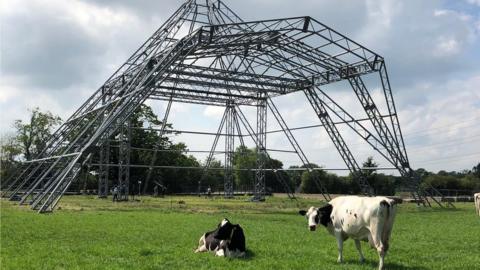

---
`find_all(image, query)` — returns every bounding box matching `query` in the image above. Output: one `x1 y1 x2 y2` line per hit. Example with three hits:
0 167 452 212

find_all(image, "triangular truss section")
1 0 451 213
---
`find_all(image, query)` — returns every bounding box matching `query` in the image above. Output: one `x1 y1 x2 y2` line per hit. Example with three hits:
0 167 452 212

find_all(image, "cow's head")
214 218 237 240
299 204 333 231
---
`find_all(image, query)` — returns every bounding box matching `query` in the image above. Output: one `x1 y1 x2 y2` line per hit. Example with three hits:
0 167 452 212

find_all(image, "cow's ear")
299 210 307 216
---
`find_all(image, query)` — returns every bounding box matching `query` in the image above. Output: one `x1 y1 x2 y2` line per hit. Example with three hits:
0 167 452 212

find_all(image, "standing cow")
299 196 397 270
475 193 480 216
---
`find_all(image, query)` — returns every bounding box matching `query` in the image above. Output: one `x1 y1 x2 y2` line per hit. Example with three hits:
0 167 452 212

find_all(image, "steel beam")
224 101 235 198
253 95 267 201
117 119 131 200
304 87 372 196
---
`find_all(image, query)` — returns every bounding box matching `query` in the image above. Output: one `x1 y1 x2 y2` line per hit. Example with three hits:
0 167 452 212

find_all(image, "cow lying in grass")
475 193 480 216
299 196 397 270
194 218 246 258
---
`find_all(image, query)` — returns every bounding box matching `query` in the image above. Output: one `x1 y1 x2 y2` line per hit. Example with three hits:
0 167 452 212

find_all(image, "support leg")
335 233 344 263
194 234 208 253
354 239 365 263
378 248 386 270
253 96 267 201
370 224 387 270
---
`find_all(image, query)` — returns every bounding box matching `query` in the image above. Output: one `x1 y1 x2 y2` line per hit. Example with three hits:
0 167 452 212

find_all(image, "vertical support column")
253 94 267 201
235 105 296 200
83 162 91 195
118 119 131 201
98 86 110 198
98 139 110 198
224 101 235 198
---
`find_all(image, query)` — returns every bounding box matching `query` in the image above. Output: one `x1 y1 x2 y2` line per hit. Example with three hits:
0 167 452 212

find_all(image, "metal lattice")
1 0 449 212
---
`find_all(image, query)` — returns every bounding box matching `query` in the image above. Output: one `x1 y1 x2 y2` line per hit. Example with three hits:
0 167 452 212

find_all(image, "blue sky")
1 0 479 174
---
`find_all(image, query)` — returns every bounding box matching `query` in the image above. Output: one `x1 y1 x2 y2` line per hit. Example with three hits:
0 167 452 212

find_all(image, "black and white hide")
299 196 397 270
194 218 246 257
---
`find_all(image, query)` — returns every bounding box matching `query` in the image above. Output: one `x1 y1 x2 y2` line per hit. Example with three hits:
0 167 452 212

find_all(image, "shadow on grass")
139 248 155 257
224 249 256 261
342 258 428 270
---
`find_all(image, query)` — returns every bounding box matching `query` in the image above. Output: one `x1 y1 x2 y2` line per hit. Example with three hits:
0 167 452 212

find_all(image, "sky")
1 0 479 175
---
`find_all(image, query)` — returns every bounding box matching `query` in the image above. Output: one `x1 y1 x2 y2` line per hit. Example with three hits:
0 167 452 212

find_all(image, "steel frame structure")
1 0 450 213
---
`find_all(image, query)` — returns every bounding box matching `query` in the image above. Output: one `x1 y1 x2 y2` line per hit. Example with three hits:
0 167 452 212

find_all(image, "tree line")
1 107 479 195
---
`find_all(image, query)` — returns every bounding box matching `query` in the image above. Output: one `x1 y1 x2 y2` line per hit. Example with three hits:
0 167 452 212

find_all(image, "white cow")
475 193 480 216
299 196 397 270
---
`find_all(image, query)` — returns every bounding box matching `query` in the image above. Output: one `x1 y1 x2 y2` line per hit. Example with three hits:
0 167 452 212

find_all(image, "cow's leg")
194 235 208 253
335 233 344 263
354 239 365 263
215 248 225 257
215 240 227 257
378 249 386 270
370 218 388 270
372 235 387 270
372 231 387 270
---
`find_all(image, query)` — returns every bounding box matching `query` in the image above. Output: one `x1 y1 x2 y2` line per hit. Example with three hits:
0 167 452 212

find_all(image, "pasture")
1 195 479 269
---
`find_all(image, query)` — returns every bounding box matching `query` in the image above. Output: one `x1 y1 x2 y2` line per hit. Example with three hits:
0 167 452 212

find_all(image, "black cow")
194 218 246 257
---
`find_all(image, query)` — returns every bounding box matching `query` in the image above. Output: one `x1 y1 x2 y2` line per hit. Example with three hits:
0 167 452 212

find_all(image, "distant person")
113 186 119 201
206 186 212 198
154 185 159 197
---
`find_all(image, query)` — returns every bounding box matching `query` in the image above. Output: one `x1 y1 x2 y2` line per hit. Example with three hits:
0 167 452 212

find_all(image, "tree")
265 156 287 192
362 156 378 176
0 134 23 182
287 165 302 190
79 104 202 194
14 107 61 160
0 134 22 162
300 168 326 193
472 163 480 178
233 146 287 192
233 146 256 188
126 105 200 193
201 158 224 191
415 168 431 179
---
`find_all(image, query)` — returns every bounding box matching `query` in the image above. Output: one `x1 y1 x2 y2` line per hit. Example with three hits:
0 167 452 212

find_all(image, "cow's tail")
379 200 396 250
380 200 391 220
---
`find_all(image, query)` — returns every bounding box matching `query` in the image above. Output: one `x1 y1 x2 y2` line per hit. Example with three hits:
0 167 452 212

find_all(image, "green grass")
1 195 479 269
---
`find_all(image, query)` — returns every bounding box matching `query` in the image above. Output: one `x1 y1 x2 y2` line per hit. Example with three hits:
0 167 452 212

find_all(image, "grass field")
1 195 479 269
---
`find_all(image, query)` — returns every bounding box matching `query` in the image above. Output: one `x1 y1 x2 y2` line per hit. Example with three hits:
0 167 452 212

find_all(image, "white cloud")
203 106 225 119
434 37 461 56
466 0 480 6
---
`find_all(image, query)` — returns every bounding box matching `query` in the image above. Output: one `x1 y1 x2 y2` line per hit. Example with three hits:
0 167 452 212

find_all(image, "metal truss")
303 87 373 196
267 98 331 201
117 120 131 200
224 102 235 198
143 95 174 194
253 96 267 201
3 0 444 213
234 105 296 200
98 137 110 198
